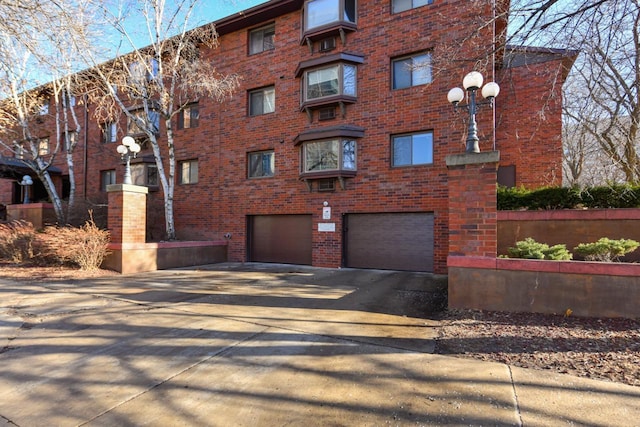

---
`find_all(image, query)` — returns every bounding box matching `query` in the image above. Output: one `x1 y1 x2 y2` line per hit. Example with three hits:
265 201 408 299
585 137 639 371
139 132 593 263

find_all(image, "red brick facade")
0 0 575 274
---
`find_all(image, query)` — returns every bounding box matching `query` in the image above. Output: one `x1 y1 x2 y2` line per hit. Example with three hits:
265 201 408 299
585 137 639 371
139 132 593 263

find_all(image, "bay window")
305 63 356 101
302 139 356 173
296 53 363 116
304 0 356 31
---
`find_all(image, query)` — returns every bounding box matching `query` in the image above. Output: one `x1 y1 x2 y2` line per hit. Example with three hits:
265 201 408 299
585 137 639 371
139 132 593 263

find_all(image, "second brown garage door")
344 212 434 272
248 215 312 265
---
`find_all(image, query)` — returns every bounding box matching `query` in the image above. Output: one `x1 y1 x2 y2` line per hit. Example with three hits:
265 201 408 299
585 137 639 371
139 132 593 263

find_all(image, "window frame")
178 103 199 129
130 162 159 188
38 102 49 116
301 138 357 174
303 63 357 103
129 58 159 86
391 0 433 14
14 144 25 160
303 0 357 32
248 150 275 179
391 52 433 90
62 131 77 149
248 86 276 116
391 131 434 167
249 23 275 55
127 108 160 136
102 121 117 143
178 159 198 185
100 169 116 191
37 137 50 156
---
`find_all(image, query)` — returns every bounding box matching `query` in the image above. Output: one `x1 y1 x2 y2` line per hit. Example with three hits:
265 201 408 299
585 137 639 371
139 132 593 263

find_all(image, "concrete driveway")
1 263 639 426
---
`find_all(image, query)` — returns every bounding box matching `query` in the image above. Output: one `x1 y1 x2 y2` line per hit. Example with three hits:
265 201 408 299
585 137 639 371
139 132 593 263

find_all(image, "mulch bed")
433 309 640 387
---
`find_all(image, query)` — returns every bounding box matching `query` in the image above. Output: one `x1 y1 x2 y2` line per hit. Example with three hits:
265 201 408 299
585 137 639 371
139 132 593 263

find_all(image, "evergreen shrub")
498 185 640 210
507 238 573 260
574 238 640 262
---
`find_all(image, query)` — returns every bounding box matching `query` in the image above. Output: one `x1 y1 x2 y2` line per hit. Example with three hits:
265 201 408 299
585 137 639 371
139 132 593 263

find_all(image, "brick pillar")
312 204 342 268
107 184 149 244
446 151 500 258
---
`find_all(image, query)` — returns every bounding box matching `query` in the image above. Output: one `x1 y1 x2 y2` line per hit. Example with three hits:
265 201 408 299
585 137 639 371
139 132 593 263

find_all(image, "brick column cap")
446 150 500 167
106 183 149 194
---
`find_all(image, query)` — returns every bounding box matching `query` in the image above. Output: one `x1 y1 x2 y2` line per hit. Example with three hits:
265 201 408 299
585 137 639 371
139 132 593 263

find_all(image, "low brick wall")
6 203 57 228
448 256 640 319
498 209 640 262
103 240 228 274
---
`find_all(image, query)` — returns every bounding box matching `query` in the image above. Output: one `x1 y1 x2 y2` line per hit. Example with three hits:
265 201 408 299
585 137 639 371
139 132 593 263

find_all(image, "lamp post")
19 175 33 204
447 71 500 153
116 136 141 185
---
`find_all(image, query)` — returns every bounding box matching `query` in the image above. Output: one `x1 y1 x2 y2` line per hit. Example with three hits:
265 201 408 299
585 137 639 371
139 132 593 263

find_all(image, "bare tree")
562 1 640 184
505 0 640 186
0 0 104 223
80 0 240 240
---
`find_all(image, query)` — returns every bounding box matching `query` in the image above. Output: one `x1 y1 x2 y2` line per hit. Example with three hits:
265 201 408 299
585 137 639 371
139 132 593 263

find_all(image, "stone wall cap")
446 151 500 167
106 183 150 194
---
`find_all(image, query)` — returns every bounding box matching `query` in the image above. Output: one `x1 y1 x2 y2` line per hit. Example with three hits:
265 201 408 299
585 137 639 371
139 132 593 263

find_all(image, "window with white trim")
392 52 432 89
392 131 433 166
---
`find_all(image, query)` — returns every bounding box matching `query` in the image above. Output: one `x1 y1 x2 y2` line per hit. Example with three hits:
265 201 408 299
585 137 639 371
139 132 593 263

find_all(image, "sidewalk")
1 263 639 426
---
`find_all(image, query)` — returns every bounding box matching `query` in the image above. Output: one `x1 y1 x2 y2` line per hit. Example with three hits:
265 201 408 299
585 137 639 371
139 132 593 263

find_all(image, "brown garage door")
345 213 434 272
248 215 312 265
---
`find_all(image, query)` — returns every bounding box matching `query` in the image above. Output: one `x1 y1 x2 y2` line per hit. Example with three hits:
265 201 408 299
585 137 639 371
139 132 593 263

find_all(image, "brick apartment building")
0 0 576 274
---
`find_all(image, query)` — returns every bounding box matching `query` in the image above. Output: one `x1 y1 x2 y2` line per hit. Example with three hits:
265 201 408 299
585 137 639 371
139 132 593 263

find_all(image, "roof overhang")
0 157 62 180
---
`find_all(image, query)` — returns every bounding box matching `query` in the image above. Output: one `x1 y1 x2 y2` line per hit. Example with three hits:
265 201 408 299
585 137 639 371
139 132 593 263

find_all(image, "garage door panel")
346 213 434 272
249 215 312 265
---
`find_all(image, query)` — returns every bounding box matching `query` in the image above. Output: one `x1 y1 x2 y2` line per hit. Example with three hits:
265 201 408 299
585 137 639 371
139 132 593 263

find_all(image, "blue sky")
192 0 268 24
111 0 268 52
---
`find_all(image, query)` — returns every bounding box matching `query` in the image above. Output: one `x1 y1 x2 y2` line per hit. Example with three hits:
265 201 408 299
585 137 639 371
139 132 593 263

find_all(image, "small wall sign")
318 222 336 232
322 206 331 220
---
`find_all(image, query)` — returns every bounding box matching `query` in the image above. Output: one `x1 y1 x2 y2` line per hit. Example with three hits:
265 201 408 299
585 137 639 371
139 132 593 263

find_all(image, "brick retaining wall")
448 256 640 319
498 209 640 262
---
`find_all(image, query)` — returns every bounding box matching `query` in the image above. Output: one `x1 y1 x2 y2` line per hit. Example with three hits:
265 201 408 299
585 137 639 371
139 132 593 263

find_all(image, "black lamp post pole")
466 87 480 153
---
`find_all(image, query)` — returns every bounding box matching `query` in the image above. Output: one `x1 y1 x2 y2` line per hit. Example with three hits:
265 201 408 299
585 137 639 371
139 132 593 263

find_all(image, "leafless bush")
0 220 36 262
64 198 109 229
37 214 111 270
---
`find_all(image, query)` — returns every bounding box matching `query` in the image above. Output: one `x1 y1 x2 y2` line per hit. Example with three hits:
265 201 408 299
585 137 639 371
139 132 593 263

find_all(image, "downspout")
492 0 497 151
83 94 88 199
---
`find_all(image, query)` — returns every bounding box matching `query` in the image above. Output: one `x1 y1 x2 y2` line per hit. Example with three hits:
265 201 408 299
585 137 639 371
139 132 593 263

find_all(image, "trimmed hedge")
498 185 640 210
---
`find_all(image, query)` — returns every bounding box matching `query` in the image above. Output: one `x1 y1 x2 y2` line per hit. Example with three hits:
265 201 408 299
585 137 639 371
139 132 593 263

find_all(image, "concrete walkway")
0 263 638 426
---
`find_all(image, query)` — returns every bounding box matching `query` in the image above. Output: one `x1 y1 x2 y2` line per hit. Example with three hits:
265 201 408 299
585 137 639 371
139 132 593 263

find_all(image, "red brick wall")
107 185 148 244
2 1 569 274
495 60 567 187
447 154 499 258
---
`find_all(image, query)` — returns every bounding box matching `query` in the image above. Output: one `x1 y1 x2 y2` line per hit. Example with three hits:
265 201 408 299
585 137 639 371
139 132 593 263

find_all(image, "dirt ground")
433 309 640 388
1 262 638 388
